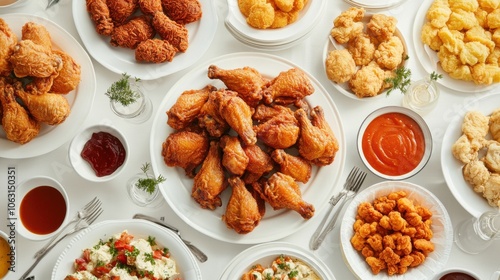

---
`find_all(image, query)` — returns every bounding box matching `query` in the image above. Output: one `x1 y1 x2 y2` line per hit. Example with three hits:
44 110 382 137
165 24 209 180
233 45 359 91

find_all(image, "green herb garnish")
135 162 166 195
385 66 412 95
105 73 141 106
288 270 299 278
430 71 443 81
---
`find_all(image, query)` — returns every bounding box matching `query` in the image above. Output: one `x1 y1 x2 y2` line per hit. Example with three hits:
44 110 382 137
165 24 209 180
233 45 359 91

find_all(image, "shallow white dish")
340 181 453 280
344 0 408 10
0 0 27 8
69 124 129 183
150 52 346 244
51 219 202 280
72 0 217 80
218 242 336 279
0 14 96 159
413 0 497 93
441 94 500 218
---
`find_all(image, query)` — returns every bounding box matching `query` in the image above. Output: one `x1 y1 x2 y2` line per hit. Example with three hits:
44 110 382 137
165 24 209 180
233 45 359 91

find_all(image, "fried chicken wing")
242 144 274 184
349 61 385 98
0 19 17 77
253 172 315 219
207 65 266 106
222 176 262 234
325 49 357 84
197 90 230 137
166 85 214 130
262 68 314 105
0 79 40 144
271 149 311 183
50 49 81 94
110 15 155 49
161 129 209 177
295 106 339 166
9 40 62 78
152 11 189 52
220 135 249 176
161 0 202 24
21 22 52 51
86 0 114 36
254 114 300 149
138 0 162 16
107 0 138 25
252 104 294 122
192 141 227 210
135 38 178 63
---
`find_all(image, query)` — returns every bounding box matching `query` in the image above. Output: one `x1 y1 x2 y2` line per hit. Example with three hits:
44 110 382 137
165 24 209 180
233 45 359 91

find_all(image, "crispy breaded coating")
452 134 481 163
462 111 490 140
107 0 138 25
246 2 274 29
86 0 114 36
483 173 500 207
138 0 162 16
484 142 500 173
426 0 452 28
238 0 265 17
490 108 500 141
460 41 490 65
0 18 18 77
374 36 405 70
135 38 177 63
110 15 155 49
325 49 356 84
366 14 397 43
463 159 491 188
348 33 376 66
161 0 202 25
330 7 364 44
448 10 478 31
349 61 385 98
50 50 81 94
152 11 189 52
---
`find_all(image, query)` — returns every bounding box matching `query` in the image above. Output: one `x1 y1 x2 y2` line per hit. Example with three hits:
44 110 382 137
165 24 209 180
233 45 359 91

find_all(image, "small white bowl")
16 176 70 241
69 124 129 182
433 268 480 280
357 106 432 180
0 0 27 8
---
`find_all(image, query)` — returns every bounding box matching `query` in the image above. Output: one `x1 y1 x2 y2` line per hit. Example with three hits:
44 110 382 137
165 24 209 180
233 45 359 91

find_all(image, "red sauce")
81 131 126 177
440 272 477 280
20 186 66 235
362 112 425 176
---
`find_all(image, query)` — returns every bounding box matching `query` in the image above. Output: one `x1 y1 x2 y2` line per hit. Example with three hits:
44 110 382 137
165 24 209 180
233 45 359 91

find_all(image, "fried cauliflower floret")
487 9 500 28
452 134 481 163
246 2 275 29
489 108 500 141
366 14 397 42
460 41 490 66
439 27 465 55
479 0 500 11
348 33 376 66
426 0 452 28
447 10 478 31
325 49 357 83
449 0 479 12
483 173 500 207
463 160 491 188
464 26 495 52
349 61 385 98
374 36 404 70
484 142 500 173
463 111 490 139
421 22 443 51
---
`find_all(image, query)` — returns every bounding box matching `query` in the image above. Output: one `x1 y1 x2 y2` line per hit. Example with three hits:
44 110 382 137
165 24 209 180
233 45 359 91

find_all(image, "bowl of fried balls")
340 180 452 280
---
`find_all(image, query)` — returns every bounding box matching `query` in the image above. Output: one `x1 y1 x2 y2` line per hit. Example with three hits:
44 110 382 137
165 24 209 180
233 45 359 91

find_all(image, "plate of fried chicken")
150 52 346 244
0 14 95 159
72 0 217 80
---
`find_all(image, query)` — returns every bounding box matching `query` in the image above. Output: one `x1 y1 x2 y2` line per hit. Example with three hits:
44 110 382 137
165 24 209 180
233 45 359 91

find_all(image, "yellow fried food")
246 2 275 29
489 108 500 140
483 173 500 207
366 14 397 43
426 0 451 28
449 0 479 12
325 49 356 84
484 142 500 173
331 7 365 44
462 111 490 140
274 0 294 12
421 22 443 51
374 36 404 70
460 41 490 65
348 33 376 66
463 159 490 188
238 0 265 17
349 61 385 98
452 134 482 163
239 0 307 29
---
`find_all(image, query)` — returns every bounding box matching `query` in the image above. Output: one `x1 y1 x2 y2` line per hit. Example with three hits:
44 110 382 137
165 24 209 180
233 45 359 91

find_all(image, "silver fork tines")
310 167 366 250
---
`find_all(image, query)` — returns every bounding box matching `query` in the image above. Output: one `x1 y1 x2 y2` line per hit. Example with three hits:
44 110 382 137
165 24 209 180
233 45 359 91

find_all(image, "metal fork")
310 167 367 250
34 197 101 258
20 205 103 280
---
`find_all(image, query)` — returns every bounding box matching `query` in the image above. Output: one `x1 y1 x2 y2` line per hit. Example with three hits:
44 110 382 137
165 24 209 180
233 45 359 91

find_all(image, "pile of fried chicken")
85 0 202 63
0 19 80 144
161 65 339 234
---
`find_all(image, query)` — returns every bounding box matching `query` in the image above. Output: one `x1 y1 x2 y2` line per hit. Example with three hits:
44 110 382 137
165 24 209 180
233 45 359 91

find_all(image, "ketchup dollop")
81 131 126 177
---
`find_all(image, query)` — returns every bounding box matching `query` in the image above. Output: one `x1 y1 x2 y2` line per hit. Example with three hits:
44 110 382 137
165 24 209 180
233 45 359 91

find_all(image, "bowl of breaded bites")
339 181 452 280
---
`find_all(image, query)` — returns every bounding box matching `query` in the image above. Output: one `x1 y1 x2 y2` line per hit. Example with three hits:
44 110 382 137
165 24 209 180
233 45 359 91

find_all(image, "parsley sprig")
105 73 141 106
385 66 412 95
429 71 443 82
135 162 166 195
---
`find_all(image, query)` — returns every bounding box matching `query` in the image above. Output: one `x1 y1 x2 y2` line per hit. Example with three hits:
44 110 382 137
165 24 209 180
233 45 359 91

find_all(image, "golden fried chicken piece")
254 114 299 149
21 22 52 51
262 68 314 105
9 40 62 78
138 0 162 16
207 65 266 106
448 10 478 31
374 36 405 70
110 15 155 49
107 0 138 25
0 19 17 77
349 61 385 98
247 2 275 29
197 90 230 138
14 85 70 125
152 11 189 52
295 106 339 166
367 14 397 43
214 89 257 145
166 85 214 130
252 104 295 122
347 33 376 66
421 22 443 51
50 50 81 94
357 201 383 223
220 135 249 176
471 63 500 85
135 38 178 63
161 0 203 24
413 239 435 255
426 0 452 28
161 129 209 177
192 141 227 210
86 0 114 36
484 142 500 173
463 110 490 140
325 49 357 84
481 173 500 207
366 256 386 275
253 172 315 219
222 176 262 234
238 0 265 17
271 149 311 183
460 41 490 66
452 134 484 163
330 7 364 44
0 80 40 144
242 144 274 184
490 108 500 141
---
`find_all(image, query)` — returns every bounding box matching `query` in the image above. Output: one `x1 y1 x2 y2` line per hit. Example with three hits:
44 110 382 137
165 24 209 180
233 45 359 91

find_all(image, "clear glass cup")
126 173 164 208
110 87 153 124
402 77 440 115
455 210 500 254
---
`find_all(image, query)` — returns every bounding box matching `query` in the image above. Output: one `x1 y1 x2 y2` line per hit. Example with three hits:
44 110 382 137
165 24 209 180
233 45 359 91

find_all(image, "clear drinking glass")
110 87 153 124
455 210 500 254
402 77 440 115
126 173 164 208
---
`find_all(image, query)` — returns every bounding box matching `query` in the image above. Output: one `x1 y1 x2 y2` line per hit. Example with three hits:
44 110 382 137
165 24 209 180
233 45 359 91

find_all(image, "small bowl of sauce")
69 124 129 182
357 106 432 180
16 176 70 241
434 268 480 280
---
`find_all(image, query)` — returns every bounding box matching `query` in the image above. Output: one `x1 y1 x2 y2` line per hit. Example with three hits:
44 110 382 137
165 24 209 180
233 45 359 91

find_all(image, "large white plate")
51 219 202 280
150 52 346 244
0 14 95 159
441 94 500 218
344 0 408 10
340 181 453 280
72 0 217 80
413 0 497 93
218 242 336 279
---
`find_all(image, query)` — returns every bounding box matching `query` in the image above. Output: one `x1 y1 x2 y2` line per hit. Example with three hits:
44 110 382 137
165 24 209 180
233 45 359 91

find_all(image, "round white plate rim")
441 94 500 218
344 0 408 9
0 13 95 159
51 219 202 280
150 52 346 244
71 0 218 81
340 181 453 280
218 241 336 279
413 0 497 93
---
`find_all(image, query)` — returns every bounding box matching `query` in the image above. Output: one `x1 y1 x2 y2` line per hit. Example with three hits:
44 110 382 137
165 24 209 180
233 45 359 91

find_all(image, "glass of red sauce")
433 268 480 280
357 106 432 180
69 124 129 182
16 176 70 241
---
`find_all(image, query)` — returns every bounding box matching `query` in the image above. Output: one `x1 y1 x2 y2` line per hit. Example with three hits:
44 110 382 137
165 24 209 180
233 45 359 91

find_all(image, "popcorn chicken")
479 0 500 11
483 173 500 207
413 239 435 255
483 142 500 172
366 256 386 274
487 9 500 28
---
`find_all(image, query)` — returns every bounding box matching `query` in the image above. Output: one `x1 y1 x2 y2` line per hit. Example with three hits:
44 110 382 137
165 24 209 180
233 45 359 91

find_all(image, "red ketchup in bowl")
439 272 477 280
81 131 126 177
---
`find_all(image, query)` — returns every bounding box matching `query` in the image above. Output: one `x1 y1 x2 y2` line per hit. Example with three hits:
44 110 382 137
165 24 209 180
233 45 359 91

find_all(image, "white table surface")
1 0 500 279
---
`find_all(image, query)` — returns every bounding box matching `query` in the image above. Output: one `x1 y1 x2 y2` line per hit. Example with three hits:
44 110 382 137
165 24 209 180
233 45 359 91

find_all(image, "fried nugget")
348 33 376 66
349 61 385 98
366 14 397 43
460 41 490 66
462 111 490 139
413 239 435 254
426 0 452 28
421 22 443 51
110 15 155 49
325 49 356 84
274 0 294 12
483 173 500 207
484 142 500 173
452 134 481 163
449 0 479 12
331 7 364 44
238 0 265 17
448 10 478 30
366 257 386 275
247 2 275 29
471 63 500 84
374 36 404 70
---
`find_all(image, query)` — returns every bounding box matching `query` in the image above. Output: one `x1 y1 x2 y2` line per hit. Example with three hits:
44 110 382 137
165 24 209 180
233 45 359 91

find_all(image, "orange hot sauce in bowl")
362 112 425 176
